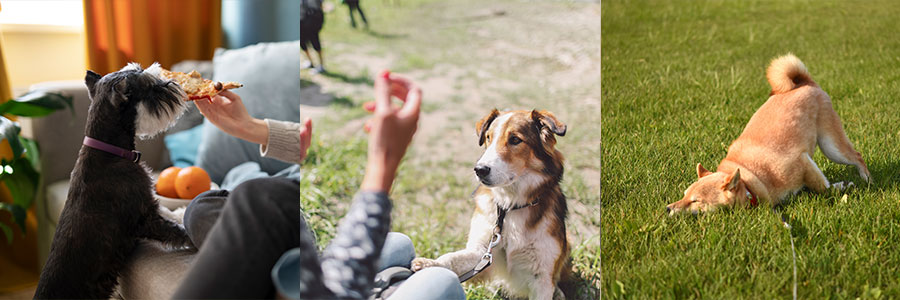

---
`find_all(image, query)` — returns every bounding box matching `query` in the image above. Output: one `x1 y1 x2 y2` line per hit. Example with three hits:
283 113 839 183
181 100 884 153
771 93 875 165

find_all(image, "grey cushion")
196 41 302 184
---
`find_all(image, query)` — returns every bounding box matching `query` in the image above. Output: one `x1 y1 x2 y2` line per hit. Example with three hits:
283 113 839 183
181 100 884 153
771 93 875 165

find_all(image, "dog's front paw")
411 257 441 272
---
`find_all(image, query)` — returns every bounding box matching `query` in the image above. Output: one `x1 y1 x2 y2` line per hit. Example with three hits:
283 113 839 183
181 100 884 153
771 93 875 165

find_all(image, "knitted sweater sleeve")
259 119 304 164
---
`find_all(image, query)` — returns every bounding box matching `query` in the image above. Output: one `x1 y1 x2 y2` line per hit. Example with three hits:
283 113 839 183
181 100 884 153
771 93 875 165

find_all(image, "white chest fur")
478 185 561 298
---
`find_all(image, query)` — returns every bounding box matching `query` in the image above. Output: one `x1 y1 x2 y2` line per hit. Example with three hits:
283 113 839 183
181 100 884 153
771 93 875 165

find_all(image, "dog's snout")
474 165 491 178
665 207 672 214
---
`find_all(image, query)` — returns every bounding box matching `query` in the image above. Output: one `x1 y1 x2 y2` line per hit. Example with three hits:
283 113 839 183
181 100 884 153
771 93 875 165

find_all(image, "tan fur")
412 110 569 300
767 54 813 94
667 55 871 215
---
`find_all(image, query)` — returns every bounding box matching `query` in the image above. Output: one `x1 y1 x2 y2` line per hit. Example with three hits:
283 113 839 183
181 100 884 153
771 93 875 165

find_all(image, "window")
0 0 84 31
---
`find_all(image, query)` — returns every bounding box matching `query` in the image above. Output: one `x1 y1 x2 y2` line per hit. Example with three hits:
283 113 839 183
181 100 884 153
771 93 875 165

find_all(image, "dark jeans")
172 177 301 298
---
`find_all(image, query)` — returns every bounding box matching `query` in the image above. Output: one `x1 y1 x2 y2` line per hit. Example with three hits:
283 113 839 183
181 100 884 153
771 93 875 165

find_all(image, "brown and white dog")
666 54 871 215
411 109 569 300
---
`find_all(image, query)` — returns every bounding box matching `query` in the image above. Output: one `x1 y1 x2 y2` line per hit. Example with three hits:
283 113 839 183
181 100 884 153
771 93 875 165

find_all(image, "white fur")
503 216 560 299
415 187 563 299
493 172 544 209
134 62 187 138
135 98 186 139
143 62 163 77
490 185 561 299
767 53 809 94
120 62 144 72
477 113 515 186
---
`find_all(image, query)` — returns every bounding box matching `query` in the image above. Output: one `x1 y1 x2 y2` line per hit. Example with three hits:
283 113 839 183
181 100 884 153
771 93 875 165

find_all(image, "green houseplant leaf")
0 91 73 243
0 91 74 117
19 136 41 171
0 116 24 159
0 202 27 234
1 157 39 210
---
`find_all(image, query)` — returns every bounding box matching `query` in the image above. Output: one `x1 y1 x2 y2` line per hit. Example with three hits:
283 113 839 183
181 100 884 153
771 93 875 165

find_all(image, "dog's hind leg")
36 219 136 299
817 105 871 182
138 212 194 249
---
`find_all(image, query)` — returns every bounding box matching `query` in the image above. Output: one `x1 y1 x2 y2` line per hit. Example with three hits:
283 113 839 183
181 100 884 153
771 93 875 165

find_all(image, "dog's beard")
132 62 188 138
135 100 186 138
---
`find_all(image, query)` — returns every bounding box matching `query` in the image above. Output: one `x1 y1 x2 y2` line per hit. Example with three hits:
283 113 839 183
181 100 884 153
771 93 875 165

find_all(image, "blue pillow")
164 125 203 168
195 41 302 184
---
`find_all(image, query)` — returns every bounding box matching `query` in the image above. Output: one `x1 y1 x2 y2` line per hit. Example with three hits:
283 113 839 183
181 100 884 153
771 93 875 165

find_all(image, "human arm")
305 72 421 298
195 90 313 164
359 72 422 193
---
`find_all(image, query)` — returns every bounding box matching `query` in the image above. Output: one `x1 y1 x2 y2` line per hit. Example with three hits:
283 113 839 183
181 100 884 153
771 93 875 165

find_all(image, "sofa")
21 40 302 298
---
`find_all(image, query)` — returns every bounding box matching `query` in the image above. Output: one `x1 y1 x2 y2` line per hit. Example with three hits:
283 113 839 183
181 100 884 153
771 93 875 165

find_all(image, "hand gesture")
360 71 422 193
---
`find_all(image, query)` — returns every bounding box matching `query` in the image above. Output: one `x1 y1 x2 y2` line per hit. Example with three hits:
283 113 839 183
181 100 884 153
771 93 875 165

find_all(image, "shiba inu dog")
666 54 870 215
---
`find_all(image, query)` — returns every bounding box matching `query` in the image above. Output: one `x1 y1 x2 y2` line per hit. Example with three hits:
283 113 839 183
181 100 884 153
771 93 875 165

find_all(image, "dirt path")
303 0 600 245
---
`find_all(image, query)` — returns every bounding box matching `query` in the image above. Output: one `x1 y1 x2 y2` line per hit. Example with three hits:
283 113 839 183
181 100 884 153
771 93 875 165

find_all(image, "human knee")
379 232 416 270
183 190 228 247
385 233 413 255
416 267 460 287
230 178 299 210
390 267 465 300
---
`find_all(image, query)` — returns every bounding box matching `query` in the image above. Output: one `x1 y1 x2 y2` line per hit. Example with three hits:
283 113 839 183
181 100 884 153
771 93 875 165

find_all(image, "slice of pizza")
160 69 243 100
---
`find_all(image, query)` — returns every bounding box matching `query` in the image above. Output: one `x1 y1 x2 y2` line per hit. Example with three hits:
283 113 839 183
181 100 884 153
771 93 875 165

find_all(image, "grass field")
602 0 900 298
297 0 600 298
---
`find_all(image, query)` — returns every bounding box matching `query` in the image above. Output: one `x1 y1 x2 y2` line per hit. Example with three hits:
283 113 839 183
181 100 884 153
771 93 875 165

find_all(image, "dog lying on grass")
666 54 871 215
35 63 193 298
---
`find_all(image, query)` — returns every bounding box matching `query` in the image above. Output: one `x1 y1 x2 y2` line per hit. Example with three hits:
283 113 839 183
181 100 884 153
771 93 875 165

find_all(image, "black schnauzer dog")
35 63 193 299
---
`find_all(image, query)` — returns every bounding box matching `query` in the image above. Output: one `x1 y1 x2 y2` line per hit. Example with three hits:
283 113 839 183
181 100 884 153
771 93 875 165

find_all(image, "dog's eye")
508 135 522 145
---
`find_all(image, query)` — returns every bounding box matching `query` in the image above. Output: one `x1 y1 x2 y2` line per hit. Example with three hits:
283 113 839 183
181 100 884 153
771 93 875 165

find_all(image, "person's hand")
297 118 313 162
195 90 268 145
360 71 422 193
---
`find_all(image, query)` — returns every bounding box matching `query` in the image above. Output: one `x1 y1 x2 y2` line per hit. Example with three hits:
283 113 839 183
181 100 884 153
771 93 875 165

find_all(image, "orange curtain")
0 2 11 101
0 42 10 102
84 0 222 74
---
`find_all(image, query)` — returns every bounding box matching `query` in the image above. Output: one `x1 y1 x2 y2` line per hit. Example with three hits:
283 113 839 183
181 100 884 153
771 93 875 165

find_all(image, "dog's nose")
665 207 672 214
474 165 491 178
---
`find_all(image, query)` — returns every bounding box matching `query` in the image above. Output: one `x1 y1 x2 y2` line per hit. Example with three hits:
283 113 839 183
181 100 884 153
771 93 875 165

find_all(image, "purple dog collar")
83 136 142 163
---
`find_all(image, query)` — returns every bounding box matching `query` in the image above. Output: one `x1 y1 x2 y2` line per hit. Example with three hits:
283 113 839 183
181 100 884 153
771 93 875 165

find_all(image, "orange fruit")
156 166 181 198
175 166 211 199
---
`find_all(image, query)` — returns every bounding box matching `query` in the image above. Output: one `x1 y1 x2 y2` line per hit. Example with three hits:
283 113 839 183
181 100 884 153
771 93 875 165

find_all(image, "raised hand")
360 71 423 193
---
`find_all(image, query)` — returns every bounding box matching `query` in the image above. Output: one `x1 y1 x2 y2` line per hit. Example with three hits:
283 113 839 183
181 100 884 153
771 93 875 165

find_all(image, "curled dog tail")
766 54 815 95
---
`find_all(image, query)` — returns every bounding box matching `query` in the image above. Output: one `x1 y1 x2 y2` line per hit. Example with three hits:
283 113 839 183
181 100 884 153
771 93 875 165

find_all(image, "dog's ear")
696 163 713 178
721 168 741 191
476 109 499 146
531 110 566 149
531 110 566 137
85 70 101 97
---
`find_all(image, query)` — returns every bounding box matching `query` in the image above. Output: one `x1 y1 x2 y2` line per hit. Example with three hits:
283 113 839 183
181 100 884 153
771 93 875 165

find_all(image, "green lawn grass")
300 0 600 298
602 0 900 298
